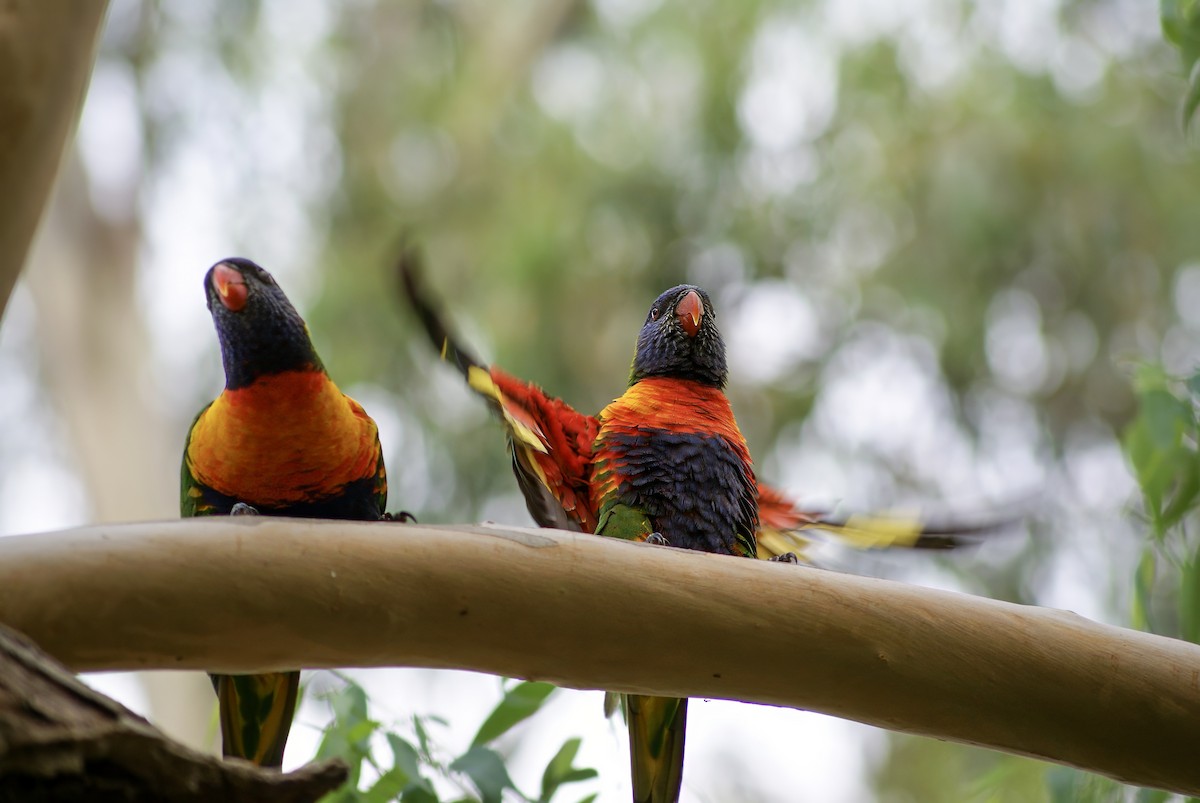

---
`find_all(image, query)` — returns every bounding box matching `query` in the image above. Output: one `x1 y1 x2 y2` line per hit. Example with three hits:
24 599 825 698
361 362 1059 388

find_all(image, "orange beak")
212 263 248 312
675 289 703 338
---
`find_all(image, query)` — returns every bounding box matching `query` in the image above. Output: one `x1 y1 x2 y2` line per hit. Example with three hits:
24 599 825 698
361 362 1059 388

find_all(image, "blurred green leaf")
402 787 440 803
1043 767 1074 803
413 714 447 762
316 680 380 794
1133 363 1171 394
1142 390 1190 450
1135 787 1171 803
1123 383 1199 537
1159 458 1200 532
1163 0 1200 125
1046 767 1127 803
347 719 381 745
538 737 598 803
470 680 557 747
1163 0 1200 64
388 733 424 783
1124 416 1166 528
330 688 366 727
386 733 442 802
602 692 620 721
967 754 1046 802
449 745 515 803
1180 552 1200 643
363 769 409 803
1132 548 1157 633
1189 63 1200 127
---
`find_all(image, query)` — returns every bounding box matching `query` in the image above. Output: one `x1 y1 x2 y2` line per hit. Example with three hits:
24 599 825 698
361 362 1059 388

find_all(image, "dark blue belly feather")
601 427 756 556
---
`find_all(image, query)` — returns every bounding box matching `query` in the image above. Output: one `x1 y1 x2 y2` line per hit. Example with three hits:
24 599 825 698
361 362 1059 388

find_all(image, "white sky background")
0 0 1168 800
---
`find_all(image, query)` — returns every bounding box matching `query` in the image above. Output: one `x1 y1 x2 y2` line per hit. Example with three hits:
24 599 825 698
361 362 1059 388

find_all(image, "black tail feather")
397 244 483 379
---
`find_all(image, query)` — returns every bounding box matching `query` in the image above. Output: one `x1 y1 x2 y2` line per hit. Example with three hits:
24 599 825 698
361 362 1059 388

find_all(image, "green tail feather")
212 670 300 767
626 693 687 803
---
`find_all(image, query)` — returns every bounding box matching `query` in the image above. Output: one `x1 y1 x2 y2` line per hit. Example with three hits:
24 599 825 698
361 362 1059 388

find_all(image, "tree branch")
0 621 347 801
0 0 108 318
1 519 1198 794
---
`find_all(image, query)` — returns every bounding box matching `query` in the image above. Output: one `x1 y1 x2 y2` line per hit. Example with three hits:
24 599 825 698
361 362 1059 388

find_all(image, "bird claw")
230 503 260 516
383 511 418 523
645 532 669 546
770 552 800 564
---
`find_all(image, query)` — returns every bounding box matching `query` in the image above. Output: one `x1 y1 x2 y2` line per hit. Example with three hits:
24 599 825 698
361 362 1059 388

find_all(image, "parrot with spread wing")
182 258 388 767
400 255 1006 803
400 260 978 561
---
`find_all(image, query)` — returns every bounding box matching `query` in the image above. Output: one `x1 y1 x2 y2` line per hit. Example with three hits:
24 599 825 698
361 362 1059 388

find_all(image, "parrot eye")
650 307 661 321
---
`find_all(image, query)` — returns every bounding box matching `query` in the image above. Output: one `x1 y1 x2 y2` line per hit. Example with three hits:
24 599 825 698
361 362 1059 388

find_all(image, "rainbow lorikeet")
402 261 992 802
182 258 388 767
401 265 969 559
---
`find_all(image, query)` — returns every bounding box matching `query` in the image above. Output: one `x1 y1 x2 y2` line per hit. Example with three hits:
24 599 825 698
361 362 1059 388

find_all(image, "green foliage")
538 739 598 803
1045 766 1131 803
1122 367 1200 611
1103 368 1200 799
471 681 558 747
1162 0 1200 125
315 680 378 794
1123 366 1200 539
872 734 1050 803
1046 768 1199 803
448 747 515 803
314 675 596 803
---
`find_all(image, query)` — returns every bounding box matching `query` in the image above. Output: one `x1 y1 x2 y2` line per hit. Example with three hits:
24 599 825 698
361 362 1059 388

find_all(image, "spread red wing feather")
402 255 599 530
757 482 823 531
755 482 824 560
487 368 600 532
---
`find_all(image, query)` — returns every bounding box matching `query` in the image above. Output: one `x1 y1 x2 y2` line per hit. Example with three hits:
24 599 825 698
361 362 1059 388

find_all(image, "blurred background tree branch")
0 0 108 316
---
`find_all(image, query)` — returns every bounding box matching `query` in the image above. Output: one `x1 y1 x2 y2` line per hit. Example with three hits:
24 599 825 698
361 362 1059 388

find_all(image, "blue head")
629 285 727 387
203 258 322 390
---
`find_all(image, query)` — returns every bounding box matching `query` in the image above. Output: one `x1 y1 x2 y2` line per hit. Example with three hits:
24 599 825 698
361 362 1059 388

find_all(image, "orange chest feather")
596 377 751 457
186 370 379 507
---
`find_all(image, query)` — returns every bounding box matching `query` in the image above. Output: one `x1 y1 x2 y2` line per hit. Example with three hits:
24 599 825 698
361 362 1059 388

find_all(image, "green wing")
180 404 214 518
596 501 655 541
370 430 388 517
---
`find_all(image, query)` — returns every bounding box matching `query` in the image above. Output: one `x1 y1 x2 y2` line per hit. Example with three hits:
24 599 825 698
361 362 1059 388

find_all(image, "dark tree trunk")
0 623 347 803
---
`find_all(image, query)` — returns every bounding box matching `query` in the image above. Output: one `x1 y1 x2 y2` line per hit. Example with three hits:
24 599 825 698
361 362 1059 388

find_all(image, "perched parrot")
182 258 388 767
402 258 1000 802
